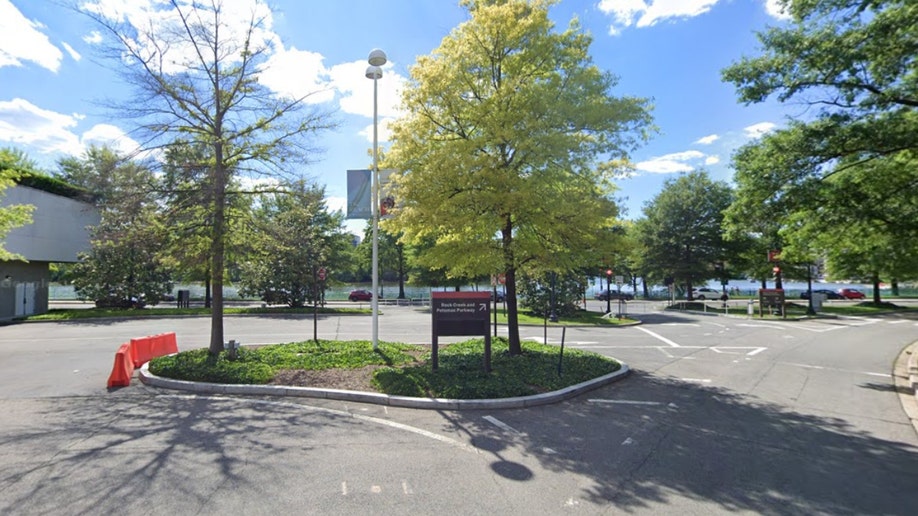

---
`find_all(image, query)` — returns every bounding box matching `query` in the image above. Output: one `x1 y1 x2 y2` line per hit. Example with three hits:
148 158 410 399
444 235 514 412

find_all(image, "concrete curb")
893 340 918 437
139 362 631 410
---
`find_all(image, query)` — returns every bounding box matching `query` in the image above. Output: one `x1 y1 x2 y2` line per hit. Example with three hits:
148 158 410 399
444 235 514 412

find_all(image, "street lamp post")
366 49 386 351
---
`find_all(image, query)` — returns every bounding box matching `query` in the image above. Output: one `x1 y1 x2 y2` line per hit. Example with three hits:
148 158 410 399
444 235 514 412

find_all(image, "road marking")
402 481 412 495
622 437 634 445
777 362 890 378
588 399 662 406
371 485 382 493
710 346 767 356
662 323 700 327
634 326 681 348
484 415 521 435
160 394 477 452
681 378 711 383
888 320 909 325
341 481 348 496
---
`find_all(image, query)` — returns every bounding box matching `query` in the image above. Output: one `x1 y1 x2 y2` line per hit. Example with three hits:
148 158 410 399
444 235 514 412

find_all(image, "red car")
348 289 373 302
838 288 865 300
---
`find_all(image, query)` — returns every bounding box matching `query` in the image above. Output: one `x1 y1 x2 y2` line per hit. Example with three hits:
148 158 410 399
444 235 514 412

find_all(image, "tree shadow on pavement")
439 370 918 514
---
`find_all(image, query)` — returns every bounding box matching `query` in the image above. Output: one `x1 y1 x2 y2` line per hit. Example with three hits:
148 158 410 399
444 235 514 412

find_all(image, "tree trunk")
397 243 406 299
872 272 881 304
502 219 521 355
208 146 226 355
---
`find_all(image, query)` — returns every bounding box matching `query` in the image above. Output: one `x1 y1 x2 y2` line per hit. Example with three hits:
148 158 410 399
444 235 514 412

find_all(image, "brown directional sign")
431 292 491 372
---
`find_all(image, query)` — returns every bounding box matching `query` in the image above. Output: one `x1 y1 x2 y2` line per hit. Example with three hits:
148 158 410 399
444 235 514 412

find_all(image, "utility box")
811 292 826 312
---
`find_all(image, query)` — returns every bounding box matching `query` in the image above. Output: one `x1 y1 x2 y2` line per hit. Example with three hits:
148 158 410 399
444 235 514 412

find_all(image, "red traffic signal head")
606 269 613 276
772 266 781 274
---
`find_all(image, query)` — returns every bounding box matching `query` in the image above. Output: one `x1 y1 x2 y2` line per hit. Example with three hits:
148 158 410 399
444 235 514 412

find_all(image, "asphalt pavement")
2 301 918 514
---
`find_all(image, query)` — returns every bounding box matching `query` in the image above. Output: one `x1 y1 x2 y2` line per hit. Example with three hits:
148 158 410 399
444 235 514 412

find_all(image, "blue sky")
1 0 793 233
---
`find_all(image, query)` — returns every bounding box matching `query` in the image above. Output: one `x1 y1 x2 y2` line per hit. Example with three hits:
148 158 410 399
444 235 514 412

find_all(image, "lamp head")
368 48 387 67
365 65 383 80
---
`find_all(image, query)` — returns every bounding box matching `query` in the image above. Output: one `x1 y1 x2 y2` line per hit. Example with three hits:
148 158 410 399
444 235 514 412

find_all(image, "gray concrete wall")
1 185 100 263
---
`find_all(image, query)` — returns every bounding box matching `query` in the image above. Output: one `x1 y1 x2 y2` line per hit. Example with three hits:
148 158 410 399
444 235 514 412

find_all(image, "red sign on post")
317 267 326 281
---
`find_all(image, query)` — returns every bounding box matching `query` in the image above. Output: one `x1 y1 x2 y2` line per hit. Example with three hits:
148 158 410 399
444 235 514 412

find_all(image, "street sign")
431 292 491 371
317 267 326 281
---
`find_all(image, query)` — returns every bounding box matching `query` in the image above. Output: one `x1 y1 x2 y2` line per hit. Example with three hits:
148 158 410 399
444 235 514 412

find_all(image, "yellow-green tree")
384 0 652 354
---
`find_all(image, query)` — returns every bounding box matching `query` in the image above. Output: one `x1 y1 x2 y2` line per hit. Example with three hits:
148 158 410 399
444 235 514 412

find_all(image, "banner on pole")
346 169 371 219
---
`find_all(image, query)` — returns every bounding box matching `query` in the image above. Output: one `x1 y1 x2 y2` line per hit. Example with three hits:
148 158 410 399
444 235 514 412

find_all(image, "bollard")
747 300 754 316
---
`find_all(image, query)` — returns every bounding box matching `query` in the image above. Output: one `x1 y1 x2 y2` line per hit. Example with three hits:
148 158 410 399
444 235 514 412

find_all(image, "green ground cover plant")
148 337 621 399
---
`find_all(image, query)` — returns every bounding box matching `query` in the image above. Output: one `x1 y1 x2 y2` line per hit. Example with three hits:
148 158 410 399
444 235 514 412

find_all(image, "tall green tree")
237 180 349 307
62 147 173 307
636 171 734 299
384 0 652 354
0 149 36 261
723 0 918 171
82 0 336 354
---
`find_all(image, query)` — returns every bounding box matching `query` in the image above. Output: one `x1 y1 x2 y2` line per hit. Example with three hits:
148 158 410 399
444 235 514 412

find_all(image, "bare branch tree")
80 0 337 354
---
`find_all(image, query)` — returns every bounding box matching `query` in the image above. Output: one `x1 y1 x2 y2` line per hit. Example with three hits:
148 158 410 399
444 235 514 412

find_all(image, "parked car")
692 287 725 300
595 289 634 301
490 290 506 302
348 289 373 302
800 289 844 300
838 288 866 300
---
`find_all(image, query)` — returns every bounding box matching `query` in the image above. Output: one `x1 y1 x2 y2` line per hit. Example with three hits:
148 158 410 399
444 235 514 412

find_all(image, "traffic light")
606 269 613 277
772 266 781 275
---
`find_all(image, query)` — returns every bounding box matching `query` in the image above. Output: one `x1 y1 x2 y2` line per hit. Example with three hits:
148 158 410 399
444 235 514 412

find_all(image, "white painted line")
371 485 382 493
710 346 768 356
587 399 662 406
778 362 890 378
888 320 909 325
159 394 477 452
402 480 412 495
662 323 700 327
341 481 348 496
681 378 711 383
622 437 634 445
542 447 558 455
634 326 681 348
484 415 521 435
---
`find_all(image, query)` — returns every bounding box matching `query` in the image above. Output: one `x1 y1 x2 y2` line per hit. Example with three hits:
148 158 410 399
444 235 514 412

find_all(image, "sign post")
431 292 491 372
758 288 785 318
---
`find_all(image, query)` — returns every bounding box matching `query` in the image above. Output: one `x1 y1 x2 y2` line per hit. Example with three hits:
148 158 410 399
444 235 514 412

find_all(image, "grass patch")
148 337 621 399
25 305 367 321
493 308 636 326
149 340 417 384
373 337 620 399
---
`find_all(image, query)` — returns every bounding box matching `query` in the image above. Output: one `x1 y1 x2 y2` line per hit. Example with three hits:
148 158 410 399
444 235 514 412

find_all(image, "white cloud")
704 155 720 166
598 0 722 34
0 98 141 158
743 122 777 138
62 42 81 61
764 0 792 20
333 60 405 120
695 134 719 145
81 0 277 75
0 98 81 154
83 31 103 45
258 46 335 104
80 123 141 157
0 0 63 71
635 150 706 174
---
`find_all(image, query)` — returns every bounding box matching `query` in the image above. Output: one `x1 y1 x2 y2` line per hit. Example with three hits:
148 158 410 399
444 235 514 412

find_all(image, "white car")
692 287 725 300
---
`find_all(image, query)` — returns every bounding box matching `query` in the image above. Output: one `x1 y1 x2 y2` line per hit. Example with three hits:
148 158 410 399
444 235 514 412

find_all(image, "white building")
0 185 99 320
